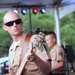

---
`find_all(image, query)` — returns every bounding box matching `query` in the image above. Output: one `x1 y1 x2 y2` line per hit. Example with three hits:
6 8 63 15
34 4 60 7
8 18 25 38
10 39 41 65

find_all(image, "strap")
20 34 32 62
16 34 32 75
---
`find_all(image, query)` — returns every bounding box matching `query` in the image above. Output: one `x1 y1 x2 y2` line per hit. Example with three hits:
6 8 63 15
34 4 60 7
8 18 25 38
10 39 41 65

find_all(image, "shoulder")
56 45 63 51
31 34 37 38
22 32 27 37
28 34 37 43
30 34 37 41
56 45 65 54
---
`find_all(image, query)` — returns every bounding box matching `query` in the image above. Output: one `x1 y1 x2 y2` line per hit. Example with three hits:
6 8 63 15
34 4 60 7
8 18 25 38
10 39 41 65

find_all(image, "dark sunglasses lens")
5 19 22 26
5 22 13 26
15 19 22 24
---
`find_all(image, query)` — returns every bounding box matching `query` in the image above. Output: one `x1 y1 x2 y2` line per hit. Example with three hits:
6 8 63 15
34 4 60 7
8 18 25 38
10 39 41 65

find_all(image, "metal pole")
29 8 32 34
54 7 61 46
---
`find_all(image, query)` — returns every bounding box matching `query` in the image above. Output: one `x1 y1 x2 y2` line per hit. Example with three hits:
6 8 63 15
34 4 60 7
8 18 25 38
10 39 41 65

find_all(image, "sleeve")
56 47 65 61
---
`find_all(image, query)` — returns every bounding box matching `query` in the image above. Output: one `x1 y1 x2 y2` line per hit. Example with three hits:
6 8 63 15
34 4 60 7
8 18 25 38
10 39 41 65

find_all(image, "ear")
2 25 7 31
53 38 56 43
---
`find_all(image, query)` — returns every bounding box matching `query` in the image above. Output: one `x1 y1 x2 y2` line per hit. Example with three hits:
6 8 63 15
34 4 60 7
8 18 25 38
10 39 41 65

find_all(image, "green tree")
0 10 75 57
0 11 54 56
19 12 54 33
60 12 75 50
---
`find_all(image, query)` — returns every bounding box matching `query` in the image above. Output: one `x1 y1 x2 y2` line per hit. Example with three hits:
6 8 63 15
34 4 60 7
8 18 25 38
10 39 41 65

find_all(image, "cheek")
7 29 13 34
6 27 13 33
18 25 22 30
47 41 52 47
46 41 50 46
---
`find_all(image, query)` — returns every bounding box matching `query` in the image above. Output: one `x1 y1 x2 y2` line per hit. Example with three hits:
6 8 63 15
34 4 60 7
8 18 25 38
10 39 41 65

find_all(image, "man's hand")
9 72 14 75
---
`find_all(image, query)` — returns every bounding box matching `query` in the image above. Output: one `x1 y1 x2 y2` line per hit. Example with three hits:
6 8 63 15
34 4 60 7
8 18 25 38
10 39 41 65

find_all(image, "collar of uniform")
9 41 20 51
13 40 20 47
51 44 58 52
13 32 27 47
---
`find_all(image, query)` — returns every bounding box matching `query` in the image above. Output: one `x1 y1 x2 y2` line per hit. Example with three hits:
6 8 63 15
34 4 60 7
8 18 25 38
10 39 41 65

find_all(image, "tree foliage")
0 11 75 57
19 12 54 33
60 12 75 50
0 11 54 56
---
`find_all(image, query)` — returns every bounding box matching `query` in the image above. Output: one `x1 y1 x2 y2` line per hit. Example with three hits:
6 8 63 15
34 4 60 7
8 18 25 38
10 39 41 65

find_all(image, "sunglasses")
4 19 22 26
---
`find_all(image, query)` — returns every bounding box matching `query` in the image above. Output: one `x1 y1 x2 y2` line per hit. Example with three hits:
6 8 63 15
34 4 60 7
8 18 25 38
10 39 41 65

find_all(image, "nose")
13 22 17 26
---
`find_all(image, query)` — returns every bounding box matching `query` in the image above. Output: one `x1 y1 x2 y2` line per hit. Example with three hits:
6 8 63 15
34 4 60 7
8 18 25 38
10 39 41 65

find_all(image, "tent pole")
29 8 32 34
54 7 61 46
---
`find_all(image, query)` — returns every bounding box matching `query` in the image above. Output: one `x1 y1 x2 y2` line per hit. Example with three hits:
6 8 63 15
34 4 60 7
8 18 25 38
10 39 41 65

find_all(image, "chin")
48 45 51 48
12 32 19 36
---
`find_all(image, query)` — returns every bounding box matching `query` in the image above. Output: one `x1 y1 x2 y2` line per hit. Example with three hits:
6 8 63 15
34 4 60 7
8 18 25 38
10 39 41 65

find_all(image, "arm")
28 34 51 74
34 55 51 74
51 60 65 72
50 46 65 72
27 52 51 74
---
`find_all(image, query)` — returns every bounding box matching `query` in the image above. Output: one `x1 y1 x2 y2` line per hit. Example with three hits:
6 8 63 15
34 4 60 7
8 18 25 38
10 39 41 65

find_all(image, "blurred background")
0 0 75 75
